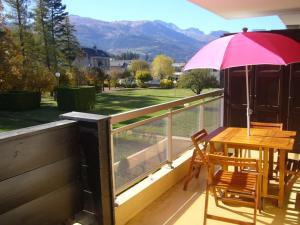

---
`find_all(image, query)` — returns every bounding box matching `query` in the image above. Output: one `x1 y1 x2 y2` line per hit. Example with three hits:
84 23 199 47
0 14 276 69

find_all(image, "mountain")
70 15 228 62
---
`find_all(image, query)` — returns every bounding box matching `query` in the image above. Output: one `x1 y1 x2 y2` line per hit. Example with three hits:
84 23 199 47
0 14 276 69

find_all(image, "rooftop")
81 47 110 58
188 0 300 27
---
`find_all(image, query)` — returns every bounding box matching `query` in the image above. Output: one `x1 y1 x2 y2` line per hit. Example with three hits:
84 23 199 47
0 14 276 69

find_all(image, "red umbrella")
184 30 300 135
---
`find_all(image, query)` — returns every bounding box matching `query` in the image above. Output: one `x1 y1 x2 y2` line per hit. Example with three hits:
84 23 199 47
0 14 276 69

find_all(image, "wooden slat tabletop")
210 127 296 150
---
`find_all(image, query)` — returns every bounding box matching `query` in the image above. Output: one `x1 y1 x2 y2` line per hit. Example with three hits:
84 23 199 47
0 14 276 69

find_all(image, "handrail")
110 89 224 124
111 95 224 134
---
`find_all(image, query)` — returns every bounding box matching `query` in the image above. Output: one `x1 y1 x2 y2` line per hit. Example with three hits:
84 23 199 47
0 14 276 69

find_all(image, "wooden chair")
203 154 260 225
250 122 283 130
183 129 224 190
285 157 300 193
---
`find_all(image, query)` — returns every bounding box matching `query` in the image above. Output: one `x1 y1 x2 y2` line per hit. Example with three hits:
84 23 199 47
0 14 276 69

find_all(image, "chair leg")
212 187 219 206
254 184 259 225
183 165 195 191
258 174 262 212
195 165 202 178
203 184 210 225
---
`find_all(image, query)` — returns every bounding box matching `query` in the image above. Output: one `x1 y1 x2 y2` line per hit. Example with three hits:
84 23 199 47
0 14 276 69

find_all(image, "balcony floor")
126 169 300 225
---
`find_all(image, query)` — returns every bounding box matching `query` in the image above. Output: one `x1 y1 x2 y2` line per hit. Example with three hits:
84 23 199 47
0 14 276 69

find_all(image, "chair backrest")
208 154 258 172
250 121 283 130
191 129 209 165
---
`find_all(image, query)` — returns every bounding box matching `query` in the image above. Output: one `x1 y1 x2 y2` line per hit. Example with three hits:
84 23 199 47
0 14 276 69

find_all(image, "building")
73 47 110 72
109 60 132 75
172 62 186 80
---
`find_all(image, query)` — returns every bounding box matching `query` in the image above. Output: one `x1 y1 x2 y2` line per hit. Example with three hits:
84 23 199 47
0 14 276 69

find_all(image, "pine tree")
35 0 51 69
48 0 68 70
60 16 80 68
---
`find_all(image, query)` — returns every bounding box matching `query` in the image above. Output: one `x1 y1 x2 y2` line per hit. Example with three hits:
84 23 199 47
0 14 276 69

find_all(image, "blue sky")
62 0 284 34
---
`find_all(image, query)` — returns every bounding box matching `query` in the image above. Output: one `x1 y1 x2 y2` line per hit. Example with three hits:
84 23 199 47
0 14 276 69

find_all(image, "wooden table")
209 127 296 208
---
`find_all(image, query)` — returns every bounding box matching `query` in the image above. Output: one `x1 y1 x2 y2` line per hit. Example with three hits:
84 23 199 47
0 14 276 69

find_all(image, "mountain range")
70 15 228 62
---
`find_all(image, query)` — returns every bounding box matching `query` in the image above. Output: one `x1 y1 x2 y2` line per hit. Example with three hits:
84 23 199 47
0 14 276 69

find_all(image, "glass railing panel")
113 117 168 192
171 106 200 158
203 99 221 133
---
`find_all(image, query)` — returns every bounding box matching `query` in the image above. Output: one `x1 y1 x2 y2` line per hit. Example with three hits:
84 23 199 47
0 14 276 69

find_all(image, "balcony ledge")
115 149 193 225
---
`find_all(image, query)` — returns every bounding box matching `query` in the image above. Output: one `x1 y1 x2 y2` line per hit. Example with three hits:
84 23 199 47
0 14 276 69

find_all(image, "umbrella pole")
246 65 251 136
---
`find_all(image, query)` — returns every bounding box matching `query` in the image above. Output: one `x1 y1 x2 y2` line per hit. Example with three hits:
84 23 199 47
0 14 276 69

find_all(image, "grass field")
0 88 194 132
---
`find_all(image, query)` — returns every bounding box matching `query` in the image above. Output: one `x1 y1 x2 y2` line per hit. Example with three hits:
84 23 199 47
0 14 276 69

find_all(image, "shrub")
135 70 152 88
179 69 219 94
160 79 174 89
118 77 137 88
0 91 41 110
57 86 96 111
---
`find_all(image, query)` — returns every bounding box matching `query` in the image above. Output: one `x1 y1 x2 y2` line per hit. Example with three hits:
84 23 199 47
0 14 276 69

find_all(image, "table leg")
268 149 274 180
224 144 228 171
234 148 239 172
258 147 263 209
278 149 286 208
210 142 216 154
263 148 269 197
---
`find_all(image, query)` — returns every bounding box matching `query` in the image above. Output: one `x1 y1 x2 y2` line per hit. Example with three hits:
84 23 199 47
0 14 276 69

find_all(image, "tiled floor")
127 169 300 225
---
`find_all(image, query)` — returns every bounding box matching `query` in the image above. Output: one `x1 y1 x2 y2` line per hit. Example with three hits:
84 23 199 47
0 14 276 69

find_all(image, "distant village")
73 46 186 81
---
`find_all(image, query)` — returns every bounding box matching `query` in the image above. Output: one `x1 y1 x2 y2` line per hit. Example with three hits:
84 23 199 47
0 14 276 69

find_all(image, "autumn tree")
0 28 23 90
130 60 149 76
91 67 108 92
151 55 174 79
4 0 30 79
135 70 152 88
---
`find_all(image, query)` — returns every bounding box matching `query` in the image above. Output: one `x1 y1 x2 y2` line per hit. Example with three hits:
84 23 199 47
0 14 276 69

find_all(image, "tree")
0 2 24 91
121 70 132 79
60 16 80 68
135 70 152 88
112 51 139 60
0 27 23 91
151 54 174 79
130 60 149 76
34 0 51 69
179 69 219 94
48 0 68 70
91 67 108 92
26 64 56 92
4 0 30 78
0 0 4 26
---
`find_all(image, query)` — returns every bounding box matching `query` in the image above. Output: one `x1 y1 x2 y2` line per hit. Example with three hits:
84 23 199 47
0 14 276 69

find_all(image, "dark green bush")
57 86 96 111
0 91 41 111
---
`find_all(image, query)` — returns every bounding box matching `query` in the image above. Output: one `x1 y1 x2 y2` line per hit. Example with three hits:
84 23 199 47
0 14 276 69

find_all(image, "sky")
61 0 285 34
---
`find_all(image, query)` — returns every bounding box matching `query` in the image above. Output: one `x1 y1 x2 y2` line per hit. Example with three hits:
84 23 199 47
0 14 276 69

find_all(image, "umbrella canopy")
184 31 300 135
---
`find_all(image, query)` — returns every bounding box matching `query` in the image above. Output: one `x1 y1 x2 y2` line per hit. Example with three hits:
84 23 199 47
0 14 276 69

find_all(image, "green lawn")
0 88 194 132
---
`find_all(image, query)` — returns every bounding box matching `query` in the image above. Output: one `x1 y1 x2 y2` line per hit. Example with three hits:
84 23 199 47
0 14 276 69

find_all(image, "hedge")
57 86 96 111
0 91 41 111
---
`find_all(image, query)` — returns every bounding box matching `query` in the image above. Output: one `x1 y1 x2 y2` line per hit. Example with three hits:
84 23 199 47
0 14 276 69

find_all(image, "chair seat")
212 170 258 194
194 151 224 163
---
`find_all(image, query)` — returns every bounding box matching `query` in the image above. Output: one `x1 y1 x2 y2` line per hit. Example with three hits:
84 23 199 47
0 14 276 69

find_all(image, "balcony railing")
110 89 224 195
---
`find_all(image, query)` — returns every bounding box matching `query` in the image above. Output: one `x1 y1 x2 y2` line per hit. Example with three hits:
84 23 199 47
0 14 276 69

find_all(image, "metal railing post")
167 109 174 168
110 124 116 201
219 97 224 127
199 104 204 130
